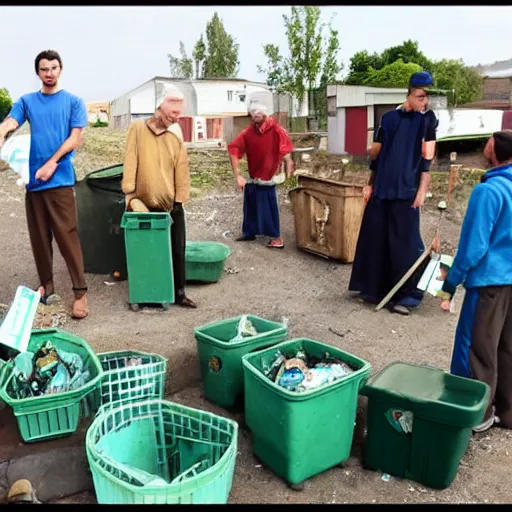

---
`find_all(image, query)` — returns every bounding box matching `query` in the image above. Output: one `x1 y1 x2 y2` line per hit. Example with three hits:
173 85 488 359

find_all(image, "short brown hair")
34 50 62 74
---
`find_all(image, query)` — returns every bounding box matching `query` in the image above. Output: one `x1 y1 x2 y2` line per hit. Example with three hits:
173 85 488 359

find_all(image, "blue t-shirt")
371 109 438 200
9 90 88 192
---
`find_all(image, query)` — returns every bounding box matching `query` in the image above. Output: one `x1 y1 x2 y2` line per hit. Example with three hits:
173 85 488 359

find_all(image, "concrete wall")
192 81 269 116
130 83 155 114
327 107 346 154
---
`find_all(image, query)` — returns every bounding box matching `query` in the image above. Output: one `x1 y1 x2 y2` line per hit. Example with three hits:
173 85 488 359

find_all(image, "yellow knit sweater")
122 119 190 211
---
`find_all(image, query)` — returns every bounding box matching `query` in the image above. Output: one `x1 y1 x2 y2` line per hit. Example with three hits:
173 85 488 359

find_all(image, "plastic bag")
229 315 258 342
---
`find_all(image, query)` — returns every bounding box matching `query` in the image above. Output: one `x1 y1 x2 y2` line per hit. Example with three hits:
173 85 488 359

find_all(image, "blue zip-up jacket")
444 163 512 292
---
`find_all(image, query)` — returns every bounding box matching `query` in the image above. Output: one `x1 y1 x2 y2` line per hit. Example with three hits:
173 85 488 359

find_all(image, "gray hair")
156 84 186 109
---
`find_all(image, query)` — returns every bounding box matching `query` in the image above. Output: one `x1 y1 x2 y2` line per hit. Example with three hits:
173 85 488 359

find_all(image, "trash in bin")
263 348 354 392
242 338 371 487
11 339 89 398
229 315 258 342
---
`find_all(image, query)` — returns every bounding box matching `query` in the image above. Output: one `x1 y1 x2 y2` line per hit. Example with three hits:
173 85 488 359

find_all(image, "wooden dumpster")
289 174 365 263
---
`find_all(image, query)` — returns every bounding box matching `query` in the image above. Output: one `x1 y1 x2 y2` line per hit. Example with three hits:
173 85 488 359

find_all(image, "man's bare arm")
34 127 84 182
49 128 84 164
368 142 382 161
0 117 20 146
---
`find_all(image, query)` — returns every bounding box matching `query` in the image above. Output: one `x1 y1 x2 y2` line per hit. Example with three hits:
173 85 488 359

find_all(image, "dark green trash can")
76 164 128 280
361 362 490 489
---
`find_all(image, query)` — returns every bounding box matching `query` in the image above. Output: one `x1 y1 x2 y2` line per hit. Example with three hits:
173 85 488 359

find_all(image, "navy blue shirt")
9 90 88 192
371 109 438 200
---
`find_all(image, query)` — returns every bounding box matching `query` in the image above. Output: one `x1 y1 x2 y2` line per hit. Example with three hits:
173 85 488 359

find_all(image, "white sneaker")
473 406 496 433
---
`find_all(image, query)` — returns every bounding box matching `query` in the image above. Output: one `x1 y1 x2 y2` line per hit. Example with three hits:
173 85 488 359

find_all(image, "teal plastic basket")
86 399 238 504
95 350 167 409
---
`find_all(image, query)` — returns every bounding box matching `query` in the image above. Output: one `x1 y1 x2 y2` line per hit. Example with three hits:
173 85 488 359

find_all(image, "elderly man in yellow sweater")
122 86 197 308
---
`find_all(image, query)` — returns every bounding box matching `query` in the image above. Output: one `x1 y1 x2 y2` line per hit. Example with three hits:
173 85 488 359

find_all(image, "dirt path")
0 168 510 504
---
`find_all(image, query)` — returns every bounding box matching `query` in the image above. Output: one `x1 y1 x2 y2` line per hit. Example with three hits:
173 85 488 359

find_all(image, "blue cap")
409 71 433 88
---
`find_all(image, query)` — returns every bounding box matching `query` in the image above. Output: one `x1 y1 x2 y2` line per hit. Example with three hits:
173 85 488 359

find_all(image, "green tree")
0 88 12 122
202 12 239 78
257 44 288 93
345 50 383 85
192 34 206 79
432 59 483 106
380 39 434 73
363 59 422 88
168 41 193 79
258 7 342 124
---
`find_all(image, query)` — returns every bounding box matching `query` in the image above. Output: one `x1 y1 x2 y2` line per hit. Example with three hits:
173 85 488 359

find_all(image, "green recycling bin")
194 315 288 409
121 212 174 311
242 338 371 487
360 362 490 489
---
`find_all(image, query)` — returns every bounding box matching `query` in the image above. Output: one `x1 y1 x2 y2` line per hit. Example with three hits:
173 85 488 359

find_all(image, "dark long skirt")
242 183 280 238
348 197 425 307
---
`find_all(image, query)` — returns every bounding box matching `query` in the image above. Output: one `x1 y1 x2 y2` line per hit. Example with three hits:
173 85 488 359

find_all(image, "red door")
178 117 192 142
502 110 512 130
345 106 368 156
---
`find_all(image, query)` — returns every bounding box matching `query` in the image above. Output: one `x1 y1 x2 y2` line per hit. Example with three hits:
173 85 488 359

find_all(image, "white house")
110 77 307 143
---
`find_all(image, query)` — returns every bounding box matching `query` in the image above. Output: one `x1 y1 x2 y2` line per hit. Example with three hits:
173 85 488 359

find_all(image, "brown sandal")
266 241 284 249
178 296 198 309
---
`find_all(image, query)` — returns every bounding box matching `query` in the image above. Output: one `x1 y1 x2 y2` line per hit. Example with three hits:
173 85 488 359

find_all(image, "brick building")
459 68 512 110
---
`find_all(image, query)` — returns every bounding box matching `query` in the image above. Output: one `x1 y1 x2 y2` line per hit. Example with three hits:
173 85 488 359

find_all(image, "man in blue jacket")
349 71 438 315
440 130 512 433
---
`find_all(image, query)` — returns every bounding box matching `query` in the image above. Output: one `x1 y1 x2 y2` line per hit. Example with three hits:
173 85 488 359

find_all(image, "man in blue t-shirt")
0 50 89 319
349 71 438 315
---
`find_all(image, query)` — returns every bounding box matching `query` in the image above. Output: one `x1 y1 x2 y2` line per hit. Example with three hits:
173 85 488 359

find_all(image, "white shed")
327 84 448 156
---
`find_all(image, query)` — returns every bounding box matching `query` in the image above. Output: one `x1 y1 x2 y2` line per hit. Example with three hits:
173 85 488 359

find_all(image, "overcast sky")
2 6 511 103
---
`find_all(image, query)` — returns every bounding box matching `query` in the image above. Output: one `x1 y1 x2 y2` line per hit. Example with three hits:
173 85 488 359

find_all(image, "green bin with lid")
361 362 490 489
121 212 174 311
185 241 231 283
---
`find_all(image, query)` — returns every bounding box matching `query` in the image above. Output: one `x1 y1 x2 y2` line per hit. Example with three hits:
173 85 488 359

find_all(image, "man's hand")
286 160 295 180
437 265 448 282
236 175 246 191
35 160 58 182
411 189 427 209
362 185 373 204
0 134 5 150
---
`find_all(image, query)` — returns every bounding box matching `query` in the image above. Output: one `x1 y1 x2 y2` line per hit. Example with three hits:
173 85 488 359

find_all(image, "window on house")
227 91 233 101
239 94 245 102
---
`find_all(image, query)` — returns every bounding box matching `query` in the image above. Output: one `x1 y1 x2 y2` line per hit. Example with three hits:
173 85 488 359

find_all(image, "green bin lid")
185 241 231 264
361 361 490 428
86 164 123 180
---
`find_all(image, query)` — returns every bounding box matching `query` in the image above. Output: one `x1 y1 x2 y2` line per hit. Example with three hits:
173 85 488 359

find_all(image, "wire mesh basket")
86 399 238 504
97 350 167 409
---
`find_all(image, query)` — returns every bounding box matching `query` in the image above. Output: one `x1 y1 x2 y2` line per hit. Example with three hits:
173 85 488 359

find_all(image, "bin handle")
139 221 151 229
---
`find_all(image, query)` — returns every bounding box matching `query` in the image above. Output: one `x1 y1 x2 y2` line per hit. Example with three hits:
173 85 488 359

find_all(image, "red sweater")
228 117 294 181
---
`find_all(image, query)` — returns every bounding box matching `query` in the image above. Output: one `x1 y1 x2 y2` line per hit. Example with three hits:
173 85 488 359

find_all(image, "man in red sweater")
227 95 294 248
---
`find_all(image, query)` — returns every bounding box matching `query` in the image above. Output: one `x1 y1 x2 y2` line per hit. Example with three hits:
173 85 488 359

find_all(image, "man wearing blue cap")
349 71 439 315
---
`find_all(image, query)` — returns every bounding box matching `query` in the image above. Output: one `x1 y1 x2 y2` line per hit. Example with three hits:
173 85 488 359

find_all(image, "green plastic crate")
121 212 174 310
0 329 103 443
360 362 490 489
86 399 238 504
242 338 371 486
194 315 288 409
95 350 167 409
185 241 231 283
